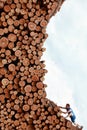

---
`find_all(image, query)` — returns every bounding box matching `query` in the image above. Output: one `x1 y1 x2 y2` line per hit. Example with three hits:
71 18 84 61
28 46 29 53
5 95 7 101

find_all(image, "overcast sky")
42 0 87 129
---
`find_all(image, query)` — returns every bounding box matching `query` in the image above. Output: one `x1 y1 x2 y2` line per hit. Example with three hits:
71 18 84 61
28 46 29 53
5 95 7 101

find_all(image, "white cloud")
42 0 87 129
43 55 73 104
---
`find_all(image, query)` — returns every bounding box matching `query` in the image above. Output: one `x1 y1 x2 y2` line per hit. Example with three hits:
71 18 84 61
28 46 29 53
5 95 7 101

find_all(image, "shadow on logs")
0 0 82 130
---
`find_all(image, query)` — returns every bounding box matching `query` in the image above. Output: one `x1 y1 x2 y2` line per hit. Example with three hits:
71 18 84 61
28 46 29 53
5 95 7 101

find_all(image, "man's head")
66 103 70 109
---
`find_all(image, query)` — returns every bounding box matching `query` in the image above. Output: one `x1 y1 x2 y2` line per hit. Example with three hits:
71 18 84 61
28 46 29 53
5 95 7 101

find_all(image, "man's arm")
60 109 67 114
59 106 66 109
59 106 68 115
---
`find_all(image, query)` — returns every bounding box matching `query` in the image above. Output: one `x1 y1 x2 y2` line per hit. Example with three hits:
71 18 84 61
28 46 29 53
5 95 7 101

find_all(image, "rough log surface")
0 0 82 130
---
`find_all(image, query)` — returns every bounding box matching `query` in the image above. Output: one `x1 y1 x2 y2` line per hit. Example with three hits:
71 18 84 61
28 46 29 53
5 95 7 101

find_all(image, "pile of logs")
0 0 82 130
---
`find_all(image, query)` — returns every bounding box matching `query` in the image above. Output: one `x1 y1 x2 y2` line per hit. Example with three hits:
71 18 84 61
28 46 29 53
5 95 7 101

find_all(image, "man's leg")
73 123 83 129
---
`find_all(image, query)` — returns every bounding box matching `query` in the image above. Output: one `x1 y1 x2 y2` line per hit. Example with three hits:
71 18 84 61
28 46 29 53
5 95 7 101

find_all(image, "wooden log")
4 5 11 12
8 33 17 42
28 98 33 106
19 80 25 87
1 16 6 23
36 82 43 89
66 121 72 128
8 25 14 32
56 124 60 129
0 29 4 36
2 78 9 86
60 126 67 130
0 37 8 48
8 64 16 72
7 84 13 90
11 3 16 9
31 104 38 111
14 120 20 126
0 1 4 9
24 85 32 93
23 104 30 112
32 75 39 81
40 19 48 27
43 125 49 130
28 22 36 31
60 116 65 122
0 94 5 103
7 18 14 25
15 50 21 57
5 50 11 56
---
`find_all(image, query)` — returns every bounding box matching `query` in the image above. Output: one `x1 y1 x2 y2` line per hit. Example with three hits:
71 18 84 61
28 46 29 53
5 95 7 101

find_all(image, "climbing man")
59 104 83 129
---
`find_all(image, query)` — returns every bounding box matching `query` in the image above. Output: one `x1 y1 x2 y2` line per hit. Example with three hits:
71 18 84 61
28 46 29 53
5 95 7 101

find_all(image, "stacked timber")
0 0 82 130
